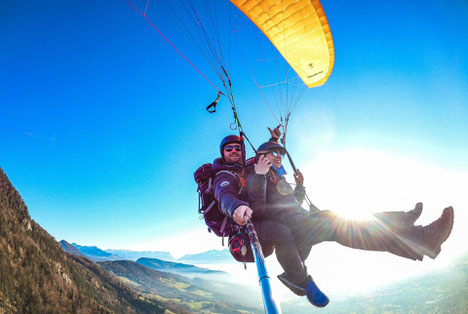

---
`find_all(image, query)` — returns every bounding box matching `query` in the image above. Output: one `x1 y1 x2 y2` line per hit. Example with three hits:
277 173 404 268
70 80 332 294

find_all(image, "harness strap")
268 169 279 184
204 199 216 214
240 131 257 154
220 216 228 234
198 188 202 213
215 170 239 179
206 177 213 194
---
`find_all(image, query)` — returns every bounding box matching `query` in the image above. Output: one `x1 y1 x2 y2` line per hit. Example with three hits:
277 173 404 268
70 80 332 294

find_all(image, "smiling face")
265 150 283 169
223 143 242 164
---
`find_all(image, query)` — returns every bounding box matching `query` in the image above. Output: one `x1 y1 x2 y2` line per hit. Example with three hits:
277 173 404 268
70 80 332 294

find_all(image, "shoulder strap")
215 169 239 179
214 170 244 195
204 199 217 214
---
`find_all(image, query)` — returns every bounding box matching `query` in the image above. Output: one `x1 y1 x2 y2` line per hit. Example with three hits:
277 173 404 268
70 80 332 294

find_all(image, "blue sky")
1 0 467 267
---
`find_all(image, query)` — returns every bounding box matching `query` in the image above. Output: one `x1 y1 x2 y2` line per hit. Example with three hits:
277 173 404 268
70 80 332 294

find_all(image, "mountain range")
68 242 231 264
59 240 87 258
98 260 262 312
106 249 175 261
62 241 232 281
177 249 233 263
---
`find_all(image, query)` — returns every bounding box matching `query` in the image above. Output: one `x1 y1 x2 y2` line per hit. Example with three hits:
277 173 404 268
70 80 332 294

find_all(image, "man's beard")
226 154 241 163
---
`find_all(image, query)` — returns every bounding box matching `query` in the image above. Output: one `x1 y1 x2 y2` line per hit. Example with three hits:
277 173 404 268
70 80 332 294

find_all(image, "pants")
254 219 310 284
253 207 424 285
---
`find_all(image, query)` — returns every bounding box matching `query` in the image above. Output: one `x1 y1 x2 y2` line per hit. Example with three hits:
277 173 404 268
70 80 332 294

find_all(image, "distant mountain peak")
178 248 232 261
59 240 87 258
105 249 175 261
71 243 112 258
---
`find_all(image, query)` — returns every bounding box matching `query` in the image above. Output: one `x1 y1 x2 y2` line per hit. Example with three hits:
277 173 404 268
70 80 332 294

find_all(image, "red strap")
230 238 242 252
239 169 246 188
269 169 278 184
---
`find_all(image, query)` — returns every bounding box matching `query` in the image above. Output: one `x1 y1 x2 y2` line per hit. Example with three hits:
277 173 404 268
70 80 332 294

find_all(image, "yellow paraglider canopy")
230 0 334 88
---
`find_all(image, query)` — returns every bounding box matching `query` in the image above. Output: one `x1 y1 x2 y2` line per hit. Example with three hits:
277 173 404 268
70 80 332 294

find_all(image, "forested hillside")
0 168 168 313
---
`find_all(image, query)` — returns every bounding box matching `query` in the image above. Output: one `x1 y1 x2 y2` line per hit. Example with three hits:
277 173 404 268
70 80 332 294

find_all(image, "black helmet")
257 141 287 155
219 135 245 164
219 135 242 154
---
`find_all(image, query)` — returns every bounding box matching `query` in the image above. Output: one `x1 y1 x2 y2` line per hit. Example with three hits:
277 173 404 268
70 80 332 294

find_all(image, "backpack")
194 163 235 238
194 159 257 264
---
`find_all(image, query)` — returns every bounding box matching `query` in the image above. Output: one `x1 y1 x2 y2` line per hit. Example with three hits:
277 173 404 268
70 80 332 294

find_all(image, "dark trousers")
254 219 310 284
254 207 424 285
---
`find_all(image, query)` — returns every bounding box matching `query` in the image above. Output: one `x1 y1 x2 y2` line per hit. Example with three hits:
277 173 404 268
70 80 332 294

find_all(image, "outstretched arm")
213 172 248 218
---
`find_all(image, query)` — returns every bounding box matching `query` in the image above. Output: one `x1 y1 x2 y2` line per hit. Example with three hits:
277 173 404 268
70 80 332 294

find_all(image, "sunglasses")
269 150 285 157
224 145 242 152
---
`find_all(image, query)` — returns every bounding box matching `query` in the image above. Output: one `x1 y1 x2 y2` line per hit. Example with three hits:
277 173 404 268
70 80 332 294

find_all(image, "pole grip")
246 219 282 314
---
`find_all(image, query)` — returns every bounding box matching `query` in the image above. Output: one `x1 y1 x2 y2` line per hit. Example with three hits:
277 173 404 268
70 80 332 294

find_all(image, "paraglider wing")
230 0 334 88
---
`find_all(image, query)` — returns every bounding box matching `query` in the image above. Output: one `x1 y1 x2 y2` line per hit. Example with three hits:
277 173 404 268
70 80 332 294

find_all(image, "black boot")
407 202 423 225
374 202 423 226
422 206 454 259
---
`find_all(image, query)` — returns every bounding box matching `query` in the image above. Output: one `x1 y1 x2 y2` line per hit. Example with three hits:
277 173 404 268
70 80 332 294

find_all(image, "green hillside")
0 167 167 313
99 260 262 313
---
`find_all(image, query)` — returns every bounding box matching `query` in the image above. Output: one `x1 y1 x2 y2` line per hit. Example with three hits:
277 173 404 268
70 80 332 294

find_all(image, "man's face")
223 143 242 164
265 150 283 168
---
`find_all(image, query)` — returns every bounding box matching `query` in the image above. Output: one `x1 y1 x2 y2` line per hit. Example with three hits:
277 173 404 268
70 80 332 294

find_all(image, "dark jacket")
213 158 267 219
244 166 267 219
247 168 305 219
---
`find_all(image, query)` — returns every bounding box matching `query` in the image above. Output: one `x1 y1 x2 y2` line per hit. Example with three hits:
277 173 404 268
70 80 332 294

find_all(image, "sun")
299 149 439 220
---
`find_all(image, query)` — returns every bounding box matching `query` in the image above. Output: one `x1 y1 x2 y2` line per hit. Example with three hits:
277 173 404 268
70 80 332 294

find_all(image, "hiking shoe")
277 273 307 296
374 202 423 227
407 202 423 225
306 278 329 308
278 273 329 307
422 206 454 259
